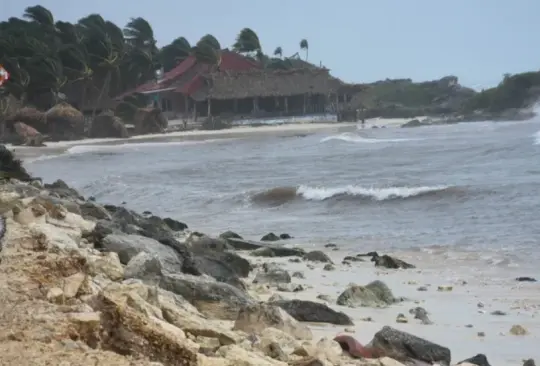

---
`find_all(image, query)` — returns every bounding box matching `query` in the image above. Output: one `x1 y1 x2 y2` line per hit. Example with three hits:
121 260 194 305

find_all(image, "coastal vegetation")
0 5 311 111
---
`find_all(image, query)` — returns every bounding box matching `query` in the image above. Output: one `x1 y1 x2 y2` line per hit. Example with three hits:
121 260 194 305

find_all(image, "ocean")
27 119 540 275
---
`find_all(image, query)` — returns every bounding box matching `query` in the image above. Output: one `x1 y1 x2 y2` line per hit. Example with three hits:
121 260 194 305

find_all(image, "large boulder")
271 299 354 325
304 250 333 263
369 326 451 365
133 107 168 135
0 145 35 182
100 234 194 275
234 303 312 340
192 251 251 289
159 273 254 320
337 280 396 308
253 263 291 284
89 110 129 138
6 106 45 133
45 102 85 140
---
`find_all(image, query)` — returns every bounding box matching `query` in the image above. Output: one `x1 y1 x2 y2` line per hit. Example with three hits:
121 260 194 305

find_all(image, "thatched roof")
46 102 84 125
204 68 342 100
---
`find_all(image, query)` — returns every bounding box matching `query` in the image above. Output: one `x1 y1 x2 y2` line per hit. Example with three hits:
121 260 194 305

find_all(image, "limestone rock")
234 303 312 340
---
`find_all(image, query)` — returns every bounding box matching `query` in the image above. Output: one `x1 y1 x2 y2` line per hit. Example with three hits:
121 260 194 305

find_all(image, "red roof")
116 50 260 99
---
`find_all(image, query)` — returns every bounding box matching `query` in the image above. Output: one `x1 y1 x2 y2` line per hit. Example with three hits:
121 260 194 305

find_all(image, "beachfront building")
118 50 351 122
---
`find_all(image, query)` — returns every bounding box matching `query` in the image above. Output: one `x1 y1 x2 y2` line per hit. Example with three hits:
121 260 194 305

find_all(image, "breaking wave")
66 139 226 155
320 132 419 144
534 130 540 145
251 184 462 205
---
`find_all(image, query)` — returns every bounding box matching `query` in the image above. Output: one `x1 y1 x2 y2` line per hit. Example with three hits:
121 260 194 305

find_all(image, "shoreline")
0 172 537 365
10 122 358 161
10 117 419 161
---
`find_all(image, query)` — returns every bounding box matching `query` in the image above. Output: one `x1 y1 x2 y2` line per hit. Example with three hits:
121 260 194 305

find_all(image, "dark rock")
159 273 254 320
142 210 152 215
368 252 415 269
401 119 427 128
189 236 232 252
162 217 188 231
292 271 305 279
343 256 364 262
337 280 396 308
490 310 507 316
224 237 305 257
523 359 536 366
193 250 251 286
279 233 292 240
251 247 275 257
79 201 112 221
219 230 243 240
288 258 301 263
323 264 335 271
43 179 83 200
370 326 450 365
271 299 354 325
304 251 333 263
458 354 491 366
516 276 537 282
324 243 337 248
261 232 280 242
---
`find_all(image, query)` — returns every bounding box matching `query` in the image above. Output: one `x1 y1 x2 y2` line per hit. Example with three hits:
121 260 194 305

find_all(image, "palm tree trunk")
92 71 111 120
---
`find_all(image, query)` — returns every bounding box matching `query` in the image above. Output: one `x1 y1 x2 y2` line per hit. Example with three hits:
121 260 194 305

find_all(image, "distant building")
118 50 352 121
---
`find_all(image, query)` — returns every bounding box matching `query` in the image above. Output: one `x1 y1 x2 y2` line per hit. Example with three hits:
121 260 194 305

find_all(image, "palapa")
205 68 343 100
45 102 85 137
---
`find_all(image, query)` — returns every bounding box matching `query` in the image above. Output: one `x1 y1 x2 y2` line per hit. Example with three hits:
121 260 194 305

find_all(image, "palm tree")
300 39 309 61
78 14 127 117
233 28 261 54
273 47 283 58
197 34 221 51
123 17 159 89
159 37 191 72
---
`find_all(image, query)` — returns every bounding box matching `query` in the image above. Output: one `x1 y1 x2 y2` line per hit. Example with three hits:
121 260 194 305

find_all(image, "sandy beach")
9 117 417 161
242 246 540 364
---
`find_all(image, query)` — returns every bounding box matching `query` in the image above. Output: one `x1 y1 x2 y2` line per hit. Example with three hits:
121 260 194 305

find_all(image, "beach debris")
417 286 428 291
490 310 507 316
437 285 453 292
457 353 492 366
396 313 408 323
477 331 485 337
369 326 451 365
304 250 333 263
509 324 528 336
323 263 335 271
344 327 355 333
516 276 537 282
261 232 280 241
337 280 396 308
357 251 416 269
333 334 382 358
271 299 354 325
477 301 484 308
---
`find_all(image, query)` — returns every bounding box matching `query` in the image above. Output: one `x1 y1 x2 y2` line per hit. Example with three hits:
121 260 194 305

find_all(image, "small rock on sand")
509 324 528 336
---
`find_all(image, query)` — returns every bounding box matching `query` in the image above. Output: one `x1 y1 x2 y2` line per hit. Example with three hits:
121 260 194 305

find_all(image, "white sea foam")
297 184 451 201
320 132 419 144
534 130 540 145
65 139 226 155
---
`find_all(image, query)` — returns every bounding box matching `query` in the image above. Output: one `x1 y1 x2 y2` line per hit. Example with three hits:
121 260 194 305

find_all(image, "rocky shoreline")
0 170 536 365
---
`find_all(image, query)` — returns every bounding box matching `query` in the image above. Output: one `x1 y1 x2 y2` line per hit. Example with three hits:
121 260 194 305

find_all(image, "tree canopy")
0 6 313 112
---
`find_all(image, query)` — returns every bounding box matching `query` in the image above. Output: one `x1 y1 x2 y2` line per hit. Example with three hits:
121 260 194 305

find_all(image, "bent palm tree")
300 39 309 61
273 46 283 58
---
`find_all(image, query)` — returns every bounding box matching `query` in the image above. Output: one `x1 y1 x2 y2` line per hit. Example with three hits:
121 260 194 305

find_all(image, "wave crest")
251 184 461 205
320 132 419 144
534 130 540 145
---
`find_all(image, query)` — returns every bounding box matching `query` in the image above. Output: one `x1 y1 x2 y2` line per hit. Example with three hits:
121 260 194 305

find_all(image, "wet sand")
241 247 539 364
